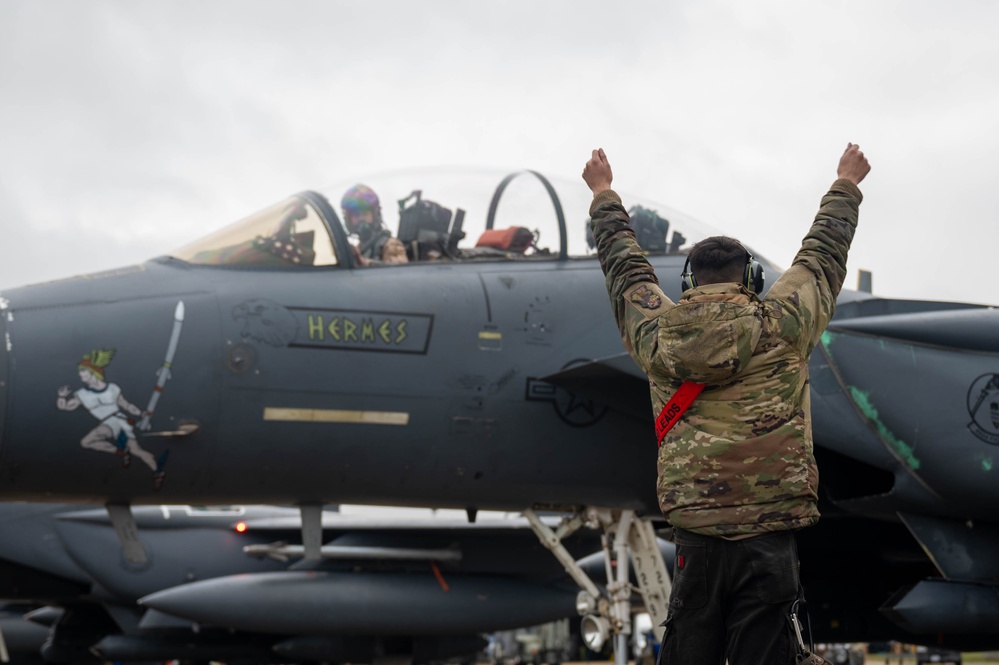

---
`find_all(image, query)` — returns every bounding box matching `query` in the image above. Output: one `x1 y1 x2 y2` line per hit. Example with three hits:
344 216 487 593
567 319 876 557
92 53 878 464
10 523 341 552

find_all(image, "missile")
242 542 462 562
140 570 576 635
0 608 48 654
22 606 63 627
90 634 274 662
882 578 999 634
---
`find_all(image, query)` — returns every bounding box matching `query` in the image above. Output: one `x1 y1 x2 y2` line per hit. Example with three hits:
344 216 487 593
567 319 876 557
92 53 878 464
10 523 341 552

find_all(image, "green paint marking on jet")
982 457 993 472
820 330 835 351
848 386 921 470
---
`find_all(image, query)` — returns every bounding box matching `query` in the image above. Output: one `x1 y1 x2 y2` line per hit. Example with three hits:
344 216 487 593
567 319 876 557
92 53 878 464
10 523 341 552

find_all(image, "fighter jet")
0 502 631 664
0 168 997 653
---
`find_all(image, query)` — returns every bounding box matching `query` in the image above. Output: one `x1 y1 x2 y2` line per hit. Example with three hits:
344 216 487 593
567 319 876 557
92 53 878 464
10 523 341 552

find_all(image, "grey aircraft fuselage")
0 248 664 510
1 172 999 647
1 206 997 522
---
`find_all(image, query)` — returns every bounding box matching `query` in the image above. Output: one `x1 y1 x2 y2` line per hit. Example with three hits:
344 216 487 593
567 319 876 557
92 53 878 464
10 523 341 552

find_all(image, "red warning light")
235 521 248 533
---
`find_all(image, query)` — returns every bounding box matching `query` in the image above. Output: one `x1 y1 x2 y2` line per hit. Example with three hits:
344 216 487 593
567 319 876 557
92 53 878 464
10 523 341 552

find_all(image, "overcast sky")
1 0 997 306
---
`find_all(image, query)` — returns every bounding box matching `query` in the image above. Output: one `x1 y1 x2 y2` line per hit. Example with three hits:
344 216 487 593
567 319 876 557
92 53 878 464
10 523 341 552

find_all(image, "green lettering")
308 315 324 341
328 317 341 342
344 318 358 342
395 320 408 345
378 320 392 344
361 318 375 343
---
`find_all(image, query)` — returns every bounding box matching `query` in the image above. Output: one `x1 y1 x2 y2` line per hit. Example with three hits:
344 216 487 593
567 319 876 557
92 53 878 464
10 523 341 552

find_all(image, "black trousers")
658 528 800 665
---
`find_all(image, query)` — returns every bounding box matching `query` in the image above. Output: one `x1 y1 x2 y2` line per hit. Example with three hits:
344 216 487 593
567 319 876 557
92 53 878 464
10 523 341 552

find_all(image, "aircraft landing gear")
524 508 672 665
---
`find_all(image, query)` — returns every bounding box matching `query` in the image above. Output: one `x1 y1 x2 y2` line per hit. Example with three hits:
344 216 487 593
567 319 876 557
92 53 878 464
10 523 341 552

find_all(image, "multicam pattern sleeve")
766 178 862 356
588 189 674 372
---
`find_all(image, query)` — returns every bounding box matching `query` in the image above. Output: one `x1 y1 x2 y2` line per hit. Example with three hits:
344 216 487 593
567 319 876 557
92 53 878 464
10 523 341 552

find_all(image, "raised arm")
584 149 673 371
768 143 870 349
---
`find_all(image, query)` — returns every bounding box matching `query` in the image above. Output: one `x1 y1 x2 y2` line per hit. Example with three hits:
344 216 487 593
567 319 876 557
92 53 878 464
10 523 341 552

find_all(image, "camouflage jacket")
590 179 862 537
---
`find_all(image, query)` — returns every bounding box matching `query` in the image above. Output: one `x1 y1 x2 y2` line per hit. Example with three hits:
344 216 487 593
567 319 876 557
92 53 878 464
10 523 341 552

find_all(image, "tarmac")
865 658 998 665
866 660 996 665
564 655 999 665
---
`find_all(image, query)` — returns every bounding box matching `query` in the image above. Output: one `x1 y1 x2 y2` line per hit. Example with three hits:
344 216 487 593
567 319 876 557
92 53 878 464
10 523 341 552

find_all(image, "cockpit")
172 198 341 267
169 168 721 269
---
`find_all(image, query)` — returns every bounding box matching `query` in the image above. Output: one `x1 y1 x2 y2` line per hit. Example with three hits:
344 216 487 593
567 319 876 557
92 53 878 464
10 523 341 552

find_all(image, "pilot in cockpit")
340 184 409 266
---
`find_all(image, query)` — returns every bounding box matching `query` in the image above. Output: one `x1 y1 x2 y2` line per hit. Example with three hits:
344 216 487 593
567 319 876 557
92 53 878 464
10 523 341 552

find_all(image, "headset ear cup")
681 257 696 292
746 258 765 294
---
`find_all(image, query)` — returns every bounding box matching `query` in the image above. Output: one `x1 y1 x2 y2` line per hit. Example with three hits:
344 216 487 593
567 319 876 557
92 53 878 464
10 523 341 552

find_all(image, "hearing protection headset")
681 251 765 294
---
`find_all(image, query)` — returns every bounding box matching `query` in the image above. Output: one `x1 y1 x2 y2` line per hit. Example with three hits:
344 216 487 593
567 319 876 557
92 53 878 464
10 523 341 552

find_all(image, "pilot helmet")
341 184 383 238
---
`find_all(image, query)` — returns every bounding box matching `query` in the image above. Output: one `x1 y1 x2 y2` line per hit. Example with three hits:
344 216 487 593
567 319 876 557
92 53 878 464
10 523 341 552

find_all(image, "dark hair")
688 236 750 286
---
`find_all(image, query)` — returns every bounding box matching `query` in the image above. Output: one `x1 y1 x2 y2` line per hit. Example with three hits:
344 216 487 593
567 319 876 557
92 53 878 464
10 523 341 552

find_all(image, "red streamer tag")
655 381 705 446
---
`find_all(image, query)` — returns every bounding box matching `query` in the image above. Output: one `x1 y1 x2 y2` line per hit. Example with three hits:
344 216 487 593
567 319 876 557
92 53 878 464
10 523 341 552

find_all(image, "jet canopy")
169 168 724 269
